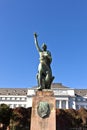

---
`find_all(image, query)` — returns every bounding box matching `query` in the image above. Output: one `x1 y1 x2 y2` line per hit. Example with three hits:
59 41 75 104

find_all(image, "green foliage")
10 107 30 130
0 104 12 125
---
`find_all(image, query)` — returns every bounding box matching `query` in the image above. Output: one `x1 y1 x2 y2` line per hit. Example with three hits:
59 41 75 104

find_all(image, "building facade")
0 83 87 109
27 83 76 109
0 88 27 108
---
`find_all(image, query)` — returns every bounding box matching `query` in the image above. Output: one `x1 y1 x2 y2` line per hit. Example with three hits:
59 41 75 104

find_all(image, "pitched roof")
32 83 69 89
75 89 87 96
0 83 87 97
0 88 27 95
51 83 69 89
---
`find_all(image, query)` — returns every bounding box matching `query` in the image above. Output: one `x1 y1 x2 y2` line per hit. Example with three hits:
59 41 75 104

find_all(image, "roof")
51 83 69 89
0 83 87 97
32 83 70 89
32 83 87 97
75 89 87 96
0 88 27 95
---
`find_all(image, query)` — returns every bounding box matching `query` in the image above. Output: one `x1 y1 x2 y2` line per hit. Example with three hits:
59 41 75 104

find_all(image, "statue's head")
42 43 47 51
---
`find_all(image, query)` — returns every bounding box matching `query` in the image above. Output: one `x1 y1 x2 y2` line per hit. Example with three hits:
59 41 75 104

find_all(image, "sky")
0 0 87 89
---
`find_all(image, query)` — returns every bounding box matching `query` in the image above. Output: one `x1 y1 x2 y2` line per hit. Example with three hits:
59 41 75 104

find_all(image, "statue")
34 33 54 90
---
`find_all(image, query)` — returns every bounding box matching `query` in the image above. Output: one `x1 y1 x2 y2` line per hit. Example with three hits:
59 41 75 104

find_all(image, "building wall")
76 95 87 109
0 87 86 110
0 95 27 108
27 88 76 109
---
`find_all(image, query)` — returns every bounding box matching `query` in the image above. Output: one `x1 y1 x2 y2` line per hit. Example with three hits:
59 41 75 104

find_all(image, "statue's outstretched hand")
34 32 38 39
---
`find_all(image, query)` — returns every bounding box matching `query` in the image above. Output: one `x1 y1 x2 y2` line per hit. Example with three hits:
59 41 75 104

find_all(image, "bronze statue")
34 33 54 90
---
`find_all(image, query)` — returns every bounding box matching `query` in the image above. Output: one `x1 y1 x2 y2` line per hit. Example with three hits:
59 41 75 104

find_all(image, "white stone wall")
26 88 76 109
53 88 75 96
0 95 27 108
0 88 86 110
26 97 32 108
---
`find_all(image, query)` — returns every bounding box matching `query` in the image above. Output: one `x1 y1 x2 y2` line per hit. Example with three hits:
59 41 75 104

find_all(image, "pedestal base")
30 90 56 130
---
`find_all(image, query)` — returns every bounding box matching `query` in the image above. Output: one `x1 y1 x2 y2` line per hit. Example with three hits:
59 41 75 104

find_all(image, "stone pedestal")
30 90 56 130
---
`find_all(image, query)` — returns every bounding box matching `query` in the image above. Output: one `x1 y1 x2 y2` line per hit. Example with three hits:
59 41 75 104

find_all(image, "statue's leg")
38 71 43 89
45 71 51 89
36 73 39 87
37 63 44 90
45 66 54 89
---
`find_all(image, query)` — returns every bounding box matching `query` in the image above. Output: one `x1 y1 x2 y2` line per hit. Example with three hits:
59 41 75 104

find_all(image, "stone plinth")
30 90 56 130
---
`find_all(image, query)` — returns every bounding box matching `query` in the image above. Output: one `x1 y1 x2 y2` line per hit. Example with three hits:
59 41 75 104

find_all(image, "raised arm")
34 33 42 52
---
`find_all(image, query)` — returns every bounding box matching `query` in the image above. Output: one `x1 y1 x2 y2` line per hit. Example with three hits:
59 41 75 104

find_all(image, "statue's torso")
39 51 52 65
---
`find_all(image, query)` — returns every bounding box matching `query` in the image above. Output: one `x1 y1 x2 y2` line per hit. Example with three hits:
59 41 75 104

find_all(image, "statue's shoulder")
47 50 51 56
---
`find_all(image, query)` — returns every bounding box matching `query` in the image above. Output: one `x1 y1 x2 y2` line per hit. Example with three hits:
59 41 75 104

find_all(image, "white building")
75 89 87 109
27 83 76 109
0 83 87 109
0 88 27 108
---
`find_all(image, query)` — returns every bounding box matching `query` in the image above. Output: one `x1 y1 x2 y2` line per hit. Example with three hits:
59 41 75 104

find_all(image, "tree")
0 104 12 125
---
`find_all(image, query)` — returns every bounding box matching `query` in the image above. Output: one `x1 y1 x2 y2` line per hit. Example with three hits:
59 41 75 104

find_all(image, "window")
24 104 26 108
19 104 22 107
72 98 75 100
7 97 11 100
77 98 81 101
56 100 59 108
14 104 16 108
12 97 15 100
1 97 6 100
76 105 79 110
62 100 66 109
21 97 26 101
16 97 20 100
80 105 84 108
21 104 26 107
9 104 13 108
83 98 86 101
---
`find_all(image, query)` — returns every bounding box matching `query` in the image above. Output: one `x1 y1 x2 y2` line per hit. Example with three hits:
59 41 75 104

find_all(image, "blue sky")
0 0 87 89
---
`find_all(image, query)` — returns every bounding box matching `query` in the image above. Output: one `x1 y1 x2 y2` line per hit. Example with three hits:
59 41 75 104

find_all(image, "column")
66 100 69 109
59 100 62 108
